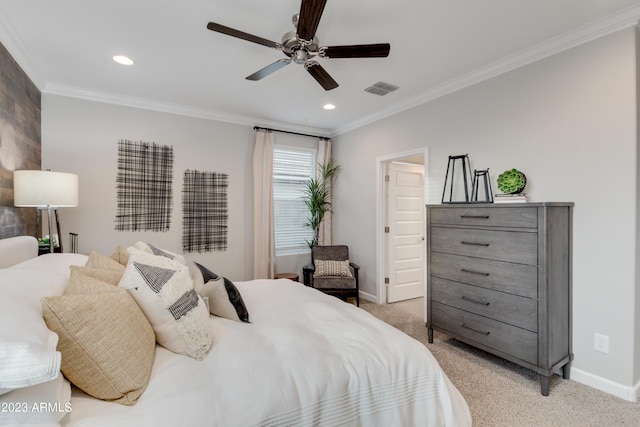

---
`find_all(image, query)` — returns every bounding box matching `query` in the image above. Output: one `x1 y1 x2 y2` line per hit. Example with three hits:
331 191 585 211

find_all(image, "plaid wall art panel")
115 139 174 232
182 170 228 252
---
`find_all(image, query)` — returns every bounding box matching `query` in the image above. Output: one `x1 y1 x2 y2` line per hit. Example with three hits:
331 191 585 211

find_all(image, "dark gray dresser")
426 203 573 395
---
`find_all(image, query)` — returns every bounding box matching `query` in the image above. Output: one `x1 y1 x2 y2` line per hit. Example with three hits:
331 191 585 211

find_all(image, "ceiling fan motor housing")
281 30 318 64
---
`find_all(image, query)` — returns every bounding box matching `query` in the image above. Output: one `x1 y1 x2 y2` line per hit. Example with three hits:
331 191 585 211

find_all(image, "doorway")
376 148 428 306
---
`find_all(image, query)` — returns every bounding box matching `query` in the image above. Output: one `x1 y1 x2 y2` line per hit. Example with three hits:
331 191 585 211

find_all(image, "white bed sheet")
61 279 471 427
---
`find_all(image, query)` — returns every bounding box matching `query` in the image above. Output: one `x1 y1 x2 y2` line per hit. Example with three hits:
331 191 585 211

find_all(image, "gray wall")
332 28 639 399
42 96 317 281
42 96 255 280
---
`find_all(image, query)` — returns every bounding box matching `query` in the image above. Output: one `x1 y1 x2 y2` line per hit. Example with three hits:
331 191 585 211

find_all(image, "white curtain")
317 138 332 246
253 129 275 279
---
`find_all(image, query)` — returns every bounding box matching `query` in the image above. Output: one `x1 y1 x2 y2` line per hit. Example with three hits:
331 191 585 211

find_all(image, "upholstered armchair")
303 245 359 306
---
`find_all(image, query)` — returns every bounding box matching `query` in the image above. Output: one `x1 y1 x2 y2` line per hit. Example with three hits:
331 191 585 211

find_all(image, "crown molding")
43 82 331 137
331 3 640 136
0 9 44 88
2 4 638 138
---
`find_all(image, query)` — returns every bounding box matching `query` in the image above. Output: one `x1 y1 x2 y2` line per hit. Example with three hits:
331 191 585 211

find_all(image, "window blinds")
273 148 315 254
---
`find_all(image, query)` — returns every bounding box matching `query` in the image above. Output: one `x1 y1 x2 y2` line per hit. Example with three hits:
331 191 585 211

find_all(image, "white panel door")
387 162 425 303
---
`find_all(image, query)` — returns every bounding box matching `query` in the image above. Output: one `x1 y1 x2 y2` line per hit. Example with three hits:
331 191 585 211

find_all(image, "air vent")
364 81 399 96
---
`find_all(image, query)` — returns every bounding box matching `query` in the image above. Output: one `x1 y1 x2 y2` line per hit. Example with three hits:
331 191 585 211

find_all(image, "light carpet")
360 300 640 427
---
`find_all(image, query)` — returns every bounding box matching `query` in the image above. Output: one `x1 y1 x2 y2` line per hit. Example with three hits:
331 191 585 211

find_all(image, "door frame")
375 147 429 304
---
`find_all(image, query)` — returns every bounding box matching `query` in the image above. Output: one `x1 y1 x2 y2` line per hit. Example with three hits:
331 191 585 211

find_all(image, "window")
273 147 316 255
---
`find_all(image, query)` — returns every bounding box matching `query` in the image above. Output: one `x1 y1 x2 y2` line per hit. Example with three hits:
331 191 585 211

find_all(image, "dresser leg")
562 362 571 380
539 374 550 396
428 327 434 343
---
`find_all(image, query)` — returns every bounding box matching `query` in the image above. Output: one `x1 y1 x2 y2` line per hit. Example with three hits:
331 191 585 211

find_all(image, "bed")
0 236 471 426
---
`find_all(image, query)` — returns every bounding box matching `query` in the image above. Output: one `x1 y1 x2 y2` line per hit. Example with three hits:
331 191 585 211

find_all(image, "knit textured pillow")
66 268 118 295
313 259 353 277
193 262 250 323
110 246 130 266
85 250 126 273
68 265 124 286
41 278 155 406
119 248 213 360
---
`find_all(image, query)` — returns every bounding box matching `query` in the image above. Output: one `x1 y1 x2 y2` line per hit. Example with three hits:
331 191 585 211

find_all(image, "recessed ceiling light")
323 103 336 110
113 55 134 66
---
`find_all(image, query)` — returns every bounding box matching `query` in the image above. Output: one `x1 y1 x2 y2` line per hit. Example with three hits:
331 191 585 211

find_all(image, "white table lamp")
14 170 78 254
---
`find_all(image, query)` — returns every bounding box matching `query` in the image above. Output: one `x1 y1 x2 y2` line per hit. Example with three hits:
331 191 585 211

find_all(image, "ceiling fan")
206 0 390 91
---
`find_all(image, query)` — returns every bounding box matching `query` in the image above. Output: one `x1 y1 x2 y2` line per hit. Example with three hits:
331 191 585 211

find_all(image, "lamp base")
36 207 63 254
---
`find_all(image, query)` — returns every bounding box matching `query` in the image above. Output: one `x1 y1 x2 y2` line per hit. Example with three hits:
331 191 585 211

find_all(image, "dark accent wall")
0 41 41 239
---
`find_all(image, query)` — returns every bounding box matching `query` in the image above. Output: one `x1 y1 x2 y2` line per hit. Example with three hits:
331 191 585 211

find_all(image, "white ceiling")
1 0 639 136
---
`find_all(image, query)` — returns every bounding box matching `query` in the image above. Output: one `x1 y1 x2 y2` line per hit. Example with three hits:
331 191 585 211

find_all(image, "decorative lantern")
471 169 493 203
441 154 472 204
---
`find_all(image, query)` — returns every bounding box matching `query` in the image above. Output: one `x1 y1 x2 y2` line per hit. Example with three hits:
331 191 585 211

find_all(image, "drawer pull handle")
461 295 490 306
460 215 490 219
461 323 490 335
461 268 490 276
461 241 490 247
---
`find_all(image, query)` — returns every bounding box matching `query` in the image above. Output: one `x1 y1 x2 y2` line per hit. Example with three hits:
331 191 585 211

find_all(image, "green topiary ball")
497 168 526 194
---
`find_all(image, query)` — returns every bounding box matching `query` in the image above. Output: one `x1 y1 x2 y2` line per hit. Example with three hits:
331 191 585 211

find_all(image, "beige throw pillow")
314 259 353 277
110 246 130 266
41 279 155 406
85 251 127 273
66 268 117 295
69 265 123 286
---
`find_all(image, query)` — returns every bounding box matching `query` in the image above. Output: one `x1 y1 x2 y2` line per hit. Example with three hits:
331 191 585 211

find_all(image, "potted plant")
303 158 340 248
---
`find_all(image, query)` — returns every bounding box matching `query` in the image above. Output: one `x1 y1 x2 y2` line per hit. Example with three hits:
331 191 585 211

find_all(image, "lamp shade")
14 170 79 207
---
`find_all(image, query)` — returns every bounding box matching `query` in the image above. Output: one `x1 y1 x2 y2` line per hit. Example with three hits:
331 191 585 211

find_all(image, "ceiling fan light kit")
206 0 390 91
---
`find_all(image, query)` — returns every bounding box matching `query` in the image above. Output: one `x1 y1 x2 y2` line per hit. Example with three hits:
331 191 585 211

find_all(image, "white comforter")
63 279 469 427
2 249 470 427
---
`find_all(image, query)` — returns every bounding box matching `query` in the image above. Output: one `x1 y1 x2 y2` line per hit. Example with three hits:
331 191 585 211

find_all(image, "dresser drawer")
430 252 537 298
431 277 537 331
429 206 537 228
430 226 538 265
431 302 537 365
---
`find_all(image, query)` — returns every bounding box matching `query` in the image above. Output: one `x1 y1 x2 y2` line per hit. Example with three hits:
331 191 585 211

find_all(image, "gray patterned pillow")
193 263 250 323
314 259 353 277
118 248 212 360
133 241 187 266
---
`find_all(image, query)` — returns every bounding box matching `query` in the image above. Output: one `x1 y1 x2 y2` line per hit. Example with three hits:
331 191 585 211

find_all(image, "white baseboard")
358 291 379 304
571 368 639 402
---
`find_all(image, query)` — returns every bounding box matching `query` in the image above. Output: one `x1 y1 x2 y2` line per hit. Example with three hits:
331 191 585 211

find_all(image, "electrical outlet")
594 333 609 354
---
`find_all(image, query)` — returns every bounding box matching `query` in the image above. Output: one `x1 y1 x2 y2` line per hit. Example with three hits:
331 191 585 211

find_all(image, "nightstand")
275 272 299 282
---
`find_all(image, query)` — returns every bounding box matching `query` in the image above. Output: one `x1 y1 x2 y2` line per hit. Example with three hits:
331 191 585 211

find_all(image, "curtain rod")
253 126 330 140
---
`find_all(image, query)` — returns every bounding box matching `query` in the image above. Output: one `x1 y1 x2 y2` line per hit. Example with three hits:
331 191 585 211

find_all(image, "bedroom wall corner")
0 41 41 239
634 24 640 400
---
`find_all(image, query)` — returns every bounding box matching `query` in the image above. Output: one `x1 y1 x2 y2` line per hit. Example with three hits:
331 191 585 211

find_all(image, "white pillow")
133 241 187 265
0 270 67 394
118 248 213 360
0 341 60 391
0 267 73 424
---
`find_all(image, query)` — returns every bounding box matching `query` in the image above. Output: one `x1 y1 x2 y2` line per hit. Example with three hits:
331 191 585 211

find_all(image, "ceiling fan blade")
246 59 291 81
207 22 280 49
321 43 391 58
297 0 327 42
305 61 338 91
